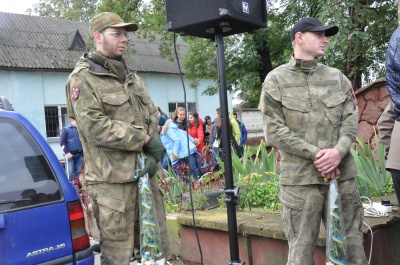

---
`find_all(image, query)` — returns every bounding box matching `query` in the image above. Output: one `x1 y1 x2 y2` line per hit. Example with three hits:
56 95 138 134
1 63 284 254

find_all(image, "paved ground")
91 242 188 265
93 252 188 265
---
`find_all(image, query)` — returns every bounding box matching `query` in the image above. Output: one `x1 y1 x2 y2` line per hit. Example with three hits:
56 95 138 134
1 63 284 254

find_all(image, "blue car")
0 96 94 265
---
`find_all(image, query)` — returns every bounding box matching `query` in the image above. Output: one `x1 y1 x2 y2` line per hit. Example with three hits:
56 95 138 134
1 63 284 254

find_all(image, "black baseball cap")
291 17 339 41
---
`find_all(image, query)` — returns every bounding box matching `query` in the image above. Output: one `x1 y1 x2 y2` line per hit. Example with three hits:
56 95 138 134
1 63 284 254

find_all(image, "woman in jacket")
172 107 187 131
188 112 204 153
161 119 203 181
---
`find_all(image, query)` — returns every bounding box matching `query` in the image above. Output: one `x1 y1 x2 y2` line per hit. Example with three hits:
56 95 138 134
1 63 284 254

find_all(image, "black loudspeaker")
166 0 267 39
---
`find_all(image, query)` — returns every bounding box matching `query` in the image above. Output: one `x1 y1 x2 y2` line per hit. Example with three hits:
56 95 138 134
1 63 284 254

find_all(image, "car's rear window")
0 117 61 212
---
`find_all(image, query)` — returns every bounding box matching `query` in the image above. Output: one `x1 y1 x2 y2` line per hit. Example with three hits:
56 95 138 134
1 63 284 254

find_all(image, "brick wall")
355 78 389 147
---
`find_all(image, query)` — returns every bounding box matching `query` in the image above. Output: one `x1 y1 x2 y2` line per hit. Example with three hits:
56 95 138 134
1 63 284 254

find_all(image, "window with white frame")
168 102 197 118
44 106 69 138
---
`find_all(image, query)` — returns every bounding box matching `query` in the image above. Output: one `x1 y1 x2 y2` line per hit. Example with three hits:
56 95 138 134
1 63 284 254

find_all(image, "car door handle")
0 214 4 229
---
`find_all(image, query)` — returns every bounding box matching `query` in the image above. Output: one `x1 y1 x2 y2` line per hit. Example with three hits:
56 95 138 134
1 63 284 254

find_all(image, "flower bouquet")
135 154 165 265
326 179 347 265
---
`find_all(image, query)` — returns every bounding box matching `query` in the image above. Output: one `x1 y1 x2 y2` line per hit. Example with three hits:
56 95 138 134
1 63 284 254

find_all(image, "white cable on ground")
363 220 373 264
360 196 389 218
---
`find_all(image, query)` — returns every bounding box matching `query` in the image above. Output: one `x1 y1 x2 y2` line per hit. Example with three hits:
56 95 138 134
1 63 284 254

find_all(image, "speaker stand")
215 29 246 265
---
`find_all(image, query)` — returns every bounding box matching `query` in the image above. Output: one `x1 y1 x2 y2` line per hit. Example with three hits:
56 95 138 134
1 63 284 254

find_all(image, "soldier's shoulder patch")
71 86 80 101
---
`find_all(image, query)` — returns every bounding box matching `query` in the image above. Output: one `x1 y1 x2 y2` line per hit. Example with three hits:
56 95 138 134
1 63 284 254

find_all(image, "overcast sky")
0 0 38 14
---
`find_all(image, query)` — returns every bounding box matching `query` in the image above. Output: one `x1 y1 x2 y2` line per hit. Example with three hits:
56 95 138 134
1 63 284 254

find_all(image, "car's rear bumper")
75 247 94 265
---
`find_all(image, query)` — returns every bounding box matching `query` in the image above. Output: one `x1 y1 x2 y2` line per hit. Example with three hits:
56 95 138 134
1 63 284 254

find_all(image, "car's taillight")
67 200 90 252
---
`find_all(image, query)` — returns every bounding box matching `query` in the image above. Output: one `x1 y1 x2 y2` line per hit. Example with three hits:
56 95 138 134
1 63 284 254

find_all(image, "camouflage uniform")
66 52 169 264
259 56 368 265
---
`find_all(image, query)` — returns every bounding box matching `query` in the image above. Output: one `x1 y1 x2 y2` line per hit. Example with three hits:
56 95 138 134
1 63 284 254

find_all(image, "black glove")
143 136 165 162
139 154 157 178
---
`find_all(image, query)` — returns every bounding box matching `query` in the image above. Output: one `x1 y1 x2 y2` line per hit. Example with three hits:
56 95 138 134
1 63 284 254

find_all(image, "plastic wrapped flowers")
326 179 347 265
135 154 165 265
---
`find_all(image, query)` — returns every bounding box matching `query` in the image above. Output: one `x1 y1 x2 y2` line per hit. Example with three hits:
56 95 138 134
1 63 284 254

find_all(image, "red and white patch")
350 86 356 99
71 86 80 101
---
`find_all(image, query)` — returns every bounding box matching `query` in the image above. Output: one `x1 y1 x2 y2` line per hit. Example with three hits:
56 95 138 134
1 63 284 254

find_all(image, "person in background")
209 108 222 158
383 23 400 205
59 118 83 181
209 108 242 159
233 112 248 155
203 115 212 145
65 12 168 264
377 100 400 205
161 119 203 181
157 106 168 132
227 111 242 158
172 106 187 131
158 107 170 170
188 112 205 153
258 17 368 264
229 112 241 147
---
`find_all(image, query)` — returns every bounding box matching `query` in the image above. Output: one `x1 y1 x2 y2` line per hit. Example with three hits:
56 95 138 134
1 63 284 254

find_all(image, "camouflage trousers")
88 182 135 265
278 179 368 265
89 177 169 265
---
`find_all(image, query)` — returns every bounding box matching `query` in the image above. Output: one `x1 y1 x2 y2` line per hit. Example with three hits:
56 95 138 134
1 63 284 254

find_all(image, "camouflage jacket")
258 56 358 185
65 53 159 183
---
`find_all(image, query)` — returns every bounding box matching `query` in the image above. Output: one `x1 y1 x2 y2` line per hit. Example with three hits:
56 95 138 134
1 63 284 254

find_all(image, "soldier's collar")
290 56 318 69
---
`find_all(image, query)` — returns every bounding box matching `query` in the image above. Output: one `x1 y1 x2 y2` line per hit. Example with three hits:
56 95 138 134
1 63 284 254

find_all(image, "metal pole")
215 29 245 265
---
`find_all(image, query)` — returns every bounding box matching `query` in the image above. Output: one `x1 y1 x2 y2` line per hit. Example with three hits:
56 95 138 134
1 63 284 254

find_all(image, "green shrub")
157 151 224 213
185 190 208 211
230 141 280 212
350 133 393 198
158 133 394 213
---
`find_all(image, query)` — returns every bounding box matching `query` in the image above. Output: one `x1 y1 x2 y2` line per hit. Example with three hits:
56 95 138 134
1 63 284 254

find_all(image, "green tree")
30 0 398 106
321 0 397 89
28 0 99 22
180 0 397 105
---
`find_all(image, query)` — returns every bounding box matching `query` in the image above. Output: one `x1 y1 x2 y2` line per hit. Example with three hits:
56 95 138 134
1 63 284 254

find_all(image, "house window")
44 106 69 138
168 102 197 118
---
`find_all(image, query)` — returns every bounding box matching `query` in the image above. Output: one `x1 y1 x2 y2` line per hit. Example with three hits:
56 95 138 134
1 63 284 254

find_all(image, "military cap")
291 17 338 41
90 12 138 37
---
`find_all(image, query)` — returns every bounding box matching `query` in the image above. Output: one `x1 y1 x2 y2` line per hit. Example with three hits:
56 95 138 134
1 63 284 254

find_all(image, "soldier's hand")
314 148 341 174
139 154 157 178
143 136 165 162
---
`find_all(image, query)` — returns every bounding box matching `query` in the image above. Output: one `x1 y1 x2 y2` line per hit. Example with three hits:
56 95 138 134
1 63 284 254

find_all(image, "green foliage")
321 0 397 87
238 172 280 211
350 134 393 198
29 0 399 106
230 141 281 211
157 150 224 212
159 134 395 213
185 190 208 211
157 167 183 212
29 0 99 22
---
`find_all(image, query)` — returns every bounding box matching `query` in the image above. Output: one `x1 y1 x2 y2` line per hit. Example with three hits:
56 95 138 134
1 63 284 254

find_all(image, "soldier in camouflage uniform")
258 17 368 265
65 12 169 265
